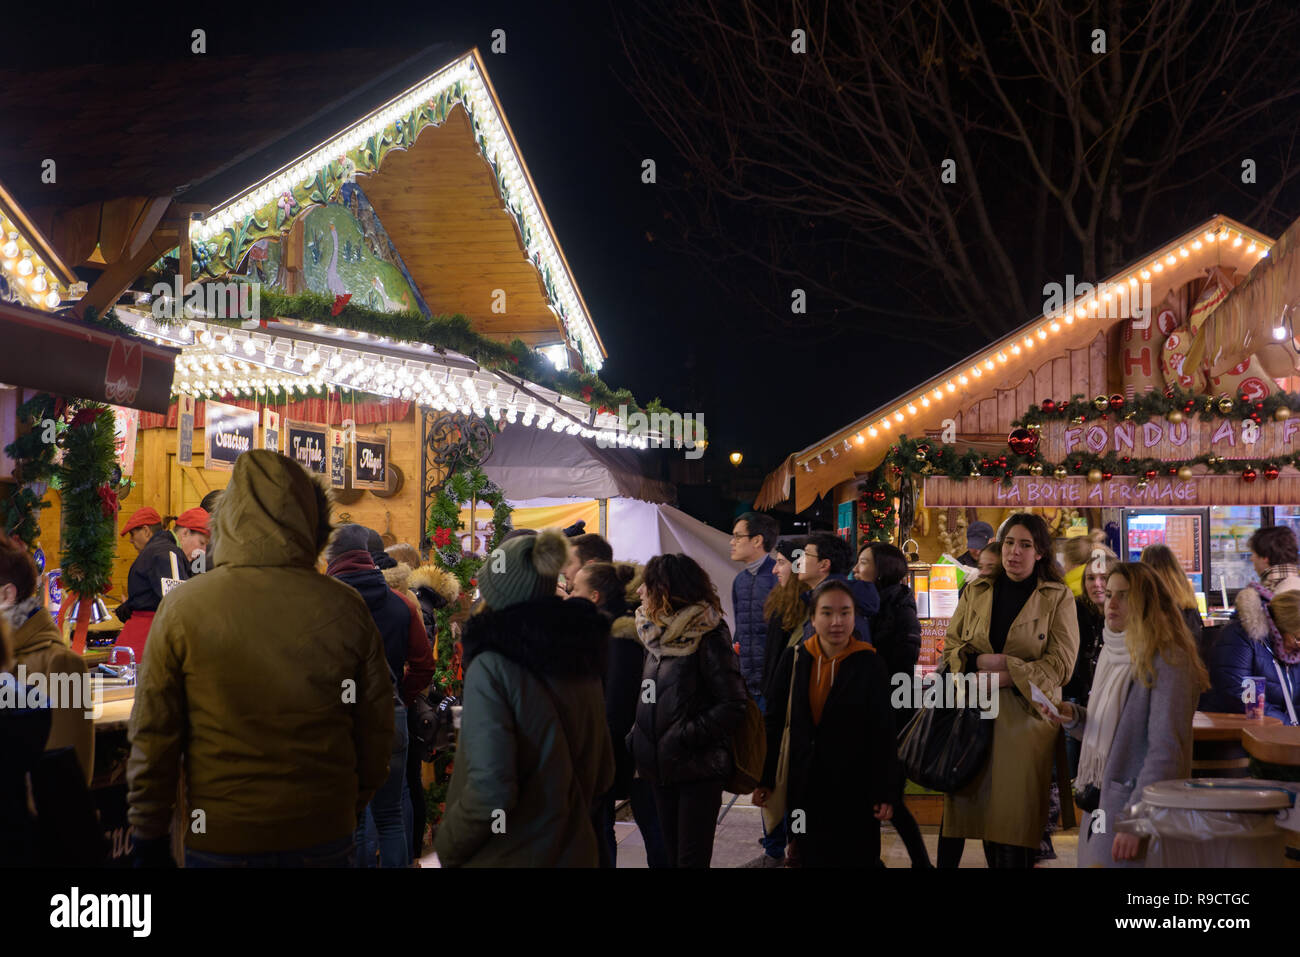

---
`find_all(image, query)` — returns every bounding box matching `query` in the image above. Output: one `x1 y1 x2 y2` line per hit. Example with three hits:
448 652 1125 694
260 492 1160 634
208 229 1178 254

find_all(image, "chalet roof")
757 214 1278 512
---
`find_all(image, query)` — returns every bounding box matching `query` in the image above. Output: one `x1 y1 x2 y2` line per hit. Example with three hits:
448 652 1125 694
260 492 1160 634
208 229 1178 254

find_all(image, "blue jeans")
602 778 669 868
355 702 409 868
752 691 787 859
184 835 354 868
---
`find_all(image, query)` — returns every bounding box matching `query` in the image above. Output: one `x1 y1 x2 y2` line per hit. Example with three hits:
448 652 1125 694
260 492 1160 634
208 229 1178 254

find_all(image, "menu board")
329 428 346 488
929 564 960 618
204 400 257 472
285 420 328 475
918 619 948 674
177 394 194 466
352 433 389 490
1164 515 1202 574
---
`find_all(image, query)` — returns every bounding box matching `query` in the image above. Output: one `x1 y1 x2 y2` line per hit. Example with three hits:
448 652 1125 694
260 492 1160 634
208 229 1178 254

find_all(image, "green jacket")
127 450 394 855
436 597 614 867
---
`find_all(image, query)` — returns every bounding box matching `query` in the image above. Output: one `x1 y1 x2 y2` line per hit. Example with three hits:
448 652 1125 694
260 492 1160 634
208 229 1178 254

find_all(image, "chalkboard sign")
177 394 194 466
286 420 328 474
204 400 257 472
353 433 389 490
329 428 346 488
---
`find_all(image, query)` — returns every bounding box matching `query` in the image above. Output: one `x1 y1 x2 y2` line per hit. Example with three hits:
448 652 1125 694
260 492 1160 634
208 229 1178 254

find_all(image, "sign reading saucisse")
204 400 257 472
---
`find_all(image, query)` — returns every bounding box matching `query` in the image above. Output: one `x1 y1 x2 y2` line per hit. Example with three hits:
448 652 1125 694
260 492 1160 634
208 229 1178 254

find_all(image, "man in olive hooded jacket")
127 451 394 865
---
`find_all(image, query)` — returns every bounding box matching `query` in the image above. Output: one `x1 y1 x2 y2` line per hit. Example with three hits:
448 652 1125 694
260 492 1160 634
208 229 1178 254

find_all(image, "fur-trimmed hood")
1235 575 1300 641
611 613 639 641
461 595 609 679
382 562 412 595
617 562 645 607
409 563 461 607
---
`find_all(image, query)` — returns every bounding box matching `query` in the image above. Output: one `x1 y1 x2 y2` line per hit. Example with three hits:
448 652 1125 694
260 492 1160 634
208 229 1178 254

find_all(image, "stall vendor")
173 507 210 574
114 507 189 660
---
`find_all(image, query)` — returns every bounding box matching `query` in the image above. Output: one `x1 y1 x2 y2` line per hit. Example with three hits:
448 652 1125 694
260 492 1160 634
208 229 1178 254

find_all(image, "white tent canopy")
480 426 676 504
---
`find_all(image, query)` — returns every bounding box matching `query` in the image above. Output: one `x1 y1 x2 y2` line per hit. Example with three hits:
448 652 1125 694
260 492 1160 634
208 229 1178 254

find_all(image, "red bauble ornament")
871 489 887 502
1108 393 1125 411
1041 398 1057 413
1101 470 1113 481
1007 427 1037 455
1243 468 1258 484
1264 464 1280 481
1144 469 1158 480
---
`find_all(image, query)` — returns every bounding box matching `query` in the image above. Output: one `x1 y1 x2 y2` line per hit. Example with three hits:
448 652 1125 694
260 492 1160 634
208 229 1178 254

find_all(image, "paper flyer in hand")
1030 682 1061 721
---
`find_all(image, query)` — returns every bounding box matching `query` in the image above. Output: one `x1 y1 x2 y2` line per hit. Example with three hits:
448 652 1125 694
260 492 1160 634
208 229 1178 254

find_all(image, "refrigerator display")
1123 510 1204 594
1208 506 1262 598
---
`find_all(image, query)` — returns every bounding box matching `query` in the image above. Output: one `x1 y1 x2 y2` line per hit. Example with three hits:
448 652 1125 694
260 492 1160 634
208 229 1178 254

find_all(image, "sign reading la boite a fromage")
204 400 258 472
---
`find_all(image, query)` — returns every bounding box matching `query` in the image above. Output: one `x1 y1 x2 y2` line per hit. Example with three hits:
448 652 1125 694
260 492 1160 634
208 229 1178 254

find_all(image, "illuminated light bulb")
1247 242 1257 253
1153 262 1164 273
906 404 917 415
1233 236 1243 247
894 411 904 422
1165 254 1177 265
243 339 257 356
16 251 33 276
1140 269 1151 280
1088 300 1099 313
45 290 61 309
1049 322 1060 333
30 267 47 293
1065 314 1074 324
1205 231 1216 242
957 376 967 386
1260 248 1269 258
984 359 995 370
1103 291 1113 302
933 389 943 399
1011 345 1021 356
973 367 983 377
854 433 865 445
2 233 18 259
1128 276 1138 287
882 419 891 429
1187 243 1197 253
1274 325 1288 341
947 381 957 392
867 427 878 438
921 397 931 408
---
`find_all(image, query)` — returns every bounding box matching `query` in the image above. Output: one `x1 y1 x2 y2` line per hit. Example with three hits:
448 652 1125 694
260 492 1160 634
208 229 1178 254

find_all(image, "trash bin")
1123 779 1299 868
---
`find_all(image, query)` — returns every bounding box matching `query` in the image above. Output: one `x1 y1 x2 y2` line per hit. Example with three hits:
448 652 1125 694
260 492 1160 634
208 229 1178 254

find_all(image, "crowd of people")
3 448 1300 867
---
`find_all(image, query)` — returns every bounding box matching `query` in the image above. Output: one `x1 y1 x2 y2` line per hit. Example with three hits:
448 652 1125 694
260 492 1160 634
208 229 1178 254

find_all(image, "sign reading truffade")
285 420 328 475
352 433 389 490
204 400 257 472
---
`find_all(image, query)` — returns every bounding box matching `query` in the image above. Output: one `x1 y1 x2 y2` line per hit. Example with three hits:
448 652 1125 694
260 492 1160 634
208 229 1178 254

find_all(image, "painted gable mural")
233 182 423 315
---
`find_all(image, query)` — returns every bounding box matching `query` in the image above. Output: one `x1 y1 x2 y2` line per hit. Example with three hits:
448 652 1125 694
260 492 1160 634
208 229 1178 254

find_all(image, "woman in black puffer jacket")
627 554 747 868
856 541 929 867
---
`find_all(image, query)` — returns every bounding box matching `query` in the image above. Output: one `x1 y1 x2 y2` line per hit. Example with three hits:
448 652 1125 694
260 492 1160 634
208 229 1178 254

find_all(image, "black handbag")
407 691 440 762
896 662 993 792
1073 783 1101 813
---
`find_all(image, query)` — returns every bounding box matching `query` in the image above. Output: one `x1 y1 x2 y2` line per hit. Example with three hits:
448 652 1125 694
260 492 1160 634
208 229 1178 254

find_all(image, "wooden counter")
1243 725 1300 766
1192 711 1282 742
94 693 135 731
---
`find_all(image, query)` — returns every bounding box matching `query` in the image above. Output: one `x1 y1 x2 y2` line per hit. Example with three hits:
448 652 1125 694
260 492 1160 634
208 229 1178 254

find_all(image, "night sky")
10 0 1300 502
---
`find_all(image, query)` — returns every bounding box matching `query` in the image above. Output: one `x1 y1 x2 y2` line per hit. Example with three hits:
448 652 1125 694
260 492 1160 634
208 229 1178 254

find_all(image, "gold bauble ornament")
969 467 982 478
1029 463 1044 476
1177 465 1193 480
1027 422 1042 433
1053 466 1068 480
1087 468 1104 484
1070 416 1085 426
1276 406 1292 421
914 449 927 461
1093 395 1110 412
1136 480 1148 491
1217 395 1235 414
1167 410 1184 424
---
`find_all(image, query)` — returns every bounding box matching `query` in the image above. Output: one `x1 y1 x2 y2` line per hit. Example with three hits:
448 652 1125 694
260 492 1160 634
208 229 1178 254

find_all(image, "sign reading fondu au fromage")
285 420 328 474
1039 415 1300 462
352 433 389 490
204 400 258 472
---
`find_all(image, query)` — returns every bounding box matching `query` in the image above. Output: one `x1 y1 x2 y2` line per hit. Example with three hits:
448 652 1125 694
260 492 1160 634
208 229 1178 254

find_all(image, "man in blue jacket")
799 532 880 644
730 511 780 709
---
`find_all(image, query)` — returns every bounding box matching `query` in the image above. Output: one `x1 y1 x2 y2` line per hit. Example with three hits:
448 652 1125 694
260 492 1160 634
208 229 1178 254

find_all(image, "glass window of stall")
1209 506 1263 598
1273 506 1300 545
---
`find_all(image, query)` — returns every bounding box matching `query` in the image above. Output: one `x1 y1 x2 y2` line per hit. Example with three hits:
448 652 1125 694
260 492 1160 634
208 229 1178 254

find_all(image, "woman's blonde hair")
763 573 806 631
1266 591 1300 656
1114 563 1209 691
1140 544 1197 610
385 542 422 568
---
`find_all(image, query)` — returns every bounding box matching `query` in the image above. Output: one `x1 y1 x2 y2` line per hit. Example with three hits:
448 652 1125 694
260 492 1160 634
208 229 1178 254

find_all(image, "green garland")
59 405 118 599
199 289 702 438
1 395 63 546
422 456 513 842
857 386 1300 543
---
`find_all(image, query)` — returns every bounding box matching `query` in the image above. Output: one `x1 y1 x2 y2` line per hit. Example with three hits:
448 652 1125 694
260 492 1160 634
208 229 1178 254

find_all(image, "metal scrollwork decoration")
420 409 496 550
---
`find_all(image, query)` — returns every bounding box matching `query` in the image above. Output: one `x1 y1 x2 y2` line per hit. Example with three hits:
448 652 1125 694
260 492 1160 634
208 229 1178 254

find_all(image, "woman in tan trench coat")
942 513 1079 867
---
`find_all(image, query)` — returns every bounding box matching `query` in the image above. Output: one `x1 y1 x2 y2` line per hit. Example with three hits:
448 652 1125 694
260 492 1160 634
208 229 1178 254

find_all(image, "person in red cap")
114 506 189 661
173 507 211 574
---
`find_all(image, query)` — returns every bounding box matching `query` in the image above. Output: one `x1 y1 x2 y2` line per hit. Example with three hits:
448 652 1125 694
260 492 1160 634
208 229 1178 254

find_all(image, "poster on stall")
262 409 280 454
286 420 328 475
329 428 346 488
45 568 63 619
837 502 854 545
929 564 960 618
204 400 257 472
111 406 139 476
177 394 194 466
352 433 389 490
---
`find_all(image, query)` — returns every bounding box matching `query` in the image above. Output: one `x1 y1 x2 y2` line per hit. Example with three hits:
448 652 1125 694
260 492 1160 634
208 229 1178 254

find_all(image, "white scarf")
1076 626 1133 791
